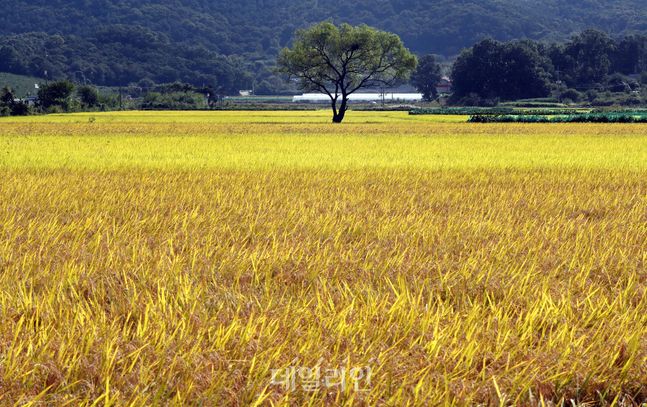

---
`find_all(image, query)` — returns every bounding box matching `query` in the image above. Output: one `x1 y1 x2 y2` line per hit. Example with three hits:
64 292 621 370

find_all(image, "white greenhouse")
292 93 424 103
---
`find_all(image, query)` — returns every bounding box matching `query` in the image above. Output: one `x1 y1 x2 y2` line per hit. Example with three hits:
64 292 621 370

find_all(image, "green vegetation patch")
411 107 584 116
468 112 647 123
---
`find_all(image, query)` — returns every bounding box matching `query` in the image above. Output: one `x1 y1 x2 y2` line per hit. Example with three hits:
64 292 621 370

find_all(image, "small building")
436 77 452 95
238 90 253 97
13 97 37 106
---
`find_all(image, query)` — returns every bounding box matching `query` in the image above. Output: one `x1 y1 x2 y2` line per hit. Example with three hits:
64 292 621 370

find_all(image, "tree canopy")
278 22 416 122
37 80 75 111
411 55 442 102
451 39 553 103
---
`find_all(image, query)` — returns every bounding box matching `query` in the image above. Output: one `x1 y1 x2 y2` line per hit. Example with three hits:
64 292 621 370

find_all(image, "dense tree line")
0 80 220 116
3 29 646 116
0 0 646 93
0 32 253 94
447 30 647 104
2 0 645 56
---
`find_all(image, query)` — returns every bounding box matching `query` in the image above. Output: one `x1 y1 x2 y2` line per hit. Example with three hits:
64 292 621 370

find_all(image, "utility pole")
44 51 49 85
74 71 88 86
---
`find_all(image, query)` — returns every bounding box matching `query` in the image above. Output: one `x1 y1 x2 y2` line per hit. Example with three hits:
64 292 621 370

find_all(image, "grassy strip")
469 113 647 123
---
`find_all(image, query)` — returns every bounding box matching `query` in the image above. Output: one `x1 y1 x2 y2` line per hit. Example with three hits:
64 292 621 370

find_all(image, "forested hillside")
0 0 645 91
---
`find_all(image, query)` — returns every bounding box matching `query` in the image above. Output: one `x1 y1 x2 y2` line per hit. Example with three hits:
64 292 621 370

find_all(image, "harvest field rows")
0 111 646 405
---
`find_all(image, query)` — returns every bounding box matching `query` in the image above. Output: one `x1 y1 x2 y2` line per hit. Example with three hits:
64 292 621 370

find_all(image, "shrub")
585 90 599 103
591 99 615 107
606 74 632 93
77 85 100 108
46 105 66 114
621 96 642 106
559 88 582 103
627 79 640 91
10 101 30 116
140 92 207 110
448 93 499 107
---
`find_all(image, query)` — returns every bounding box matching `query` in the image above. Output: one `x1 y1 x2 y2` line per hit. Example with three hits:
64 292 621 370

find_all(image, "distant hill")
0 73 44 98
0 0 645 90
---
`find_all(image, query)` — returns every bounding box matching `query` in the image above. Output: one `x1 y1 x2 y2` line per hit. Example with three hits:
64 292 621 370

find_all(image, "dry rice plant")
0 111 645 405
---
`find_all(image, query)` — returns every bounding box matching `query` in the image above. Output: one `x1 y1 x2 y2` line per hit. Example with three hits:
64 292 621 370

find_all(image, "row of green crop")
591 109 647 115
468 113 647 123
410 107 584 116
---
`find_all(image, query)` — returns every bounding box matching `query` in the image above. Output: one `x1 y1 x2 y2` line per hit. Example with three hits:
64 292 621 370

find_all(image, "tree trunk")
332 98 348 123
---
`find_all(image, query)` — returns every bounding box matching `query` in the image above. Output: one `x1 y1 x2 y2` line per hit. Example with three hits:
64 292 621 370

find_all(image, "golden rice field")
0 111 646 406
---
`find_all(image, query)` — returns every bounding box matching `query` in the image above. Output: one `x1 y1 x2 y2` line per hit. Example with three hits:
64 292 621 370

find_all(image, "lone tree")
410 54 442 102
278 22 417 123
77 85 99 108
37 80 74 111
0 86 15 107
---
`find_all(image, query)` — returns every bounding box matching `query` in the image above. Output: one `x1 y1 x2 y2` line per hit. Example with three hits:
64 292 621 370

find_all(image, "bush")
448 93 499 107
46 105 65 114
621 96 642 106
591 99 615 107
585 90 599 103
77 85 99 108
98 93 120 110
559 88 582 103
606 74 631 93
140 91 207 110
10 101 30 116
627 79 640 91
